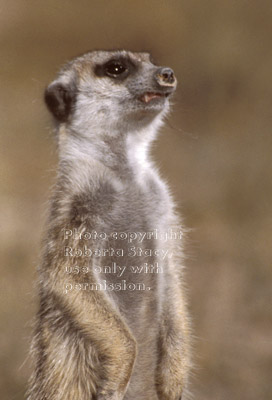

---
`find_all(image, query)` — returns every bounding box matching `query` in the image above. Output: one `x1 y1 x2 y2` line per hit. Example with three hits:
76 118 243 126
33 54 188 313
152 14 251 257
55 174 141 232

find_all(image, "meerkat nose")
155 67 177 88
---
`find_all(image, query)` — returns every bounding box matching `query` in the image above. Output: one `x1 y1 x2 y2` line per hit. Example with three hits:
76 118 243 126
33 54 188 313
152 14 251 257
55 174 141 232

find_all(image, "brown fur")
27 50 191 400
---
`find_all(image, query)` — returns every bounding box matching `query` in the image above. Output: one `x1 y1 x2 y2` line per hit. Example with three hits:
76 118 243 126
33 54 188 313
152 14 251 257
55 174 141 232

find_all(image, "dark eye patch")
105 61 127 77
94 57 136 81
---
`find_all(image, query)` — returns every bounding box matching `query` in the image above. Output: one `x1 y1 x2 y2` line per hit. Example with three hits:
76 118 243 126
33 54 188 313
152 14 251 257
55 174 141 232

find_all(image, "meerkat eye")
105 61 128 77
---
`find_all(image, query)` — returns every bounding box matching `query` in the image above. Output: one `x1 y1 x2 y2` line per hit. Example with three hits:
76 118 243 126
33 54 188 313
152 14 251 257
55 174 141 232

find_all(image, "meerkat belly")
95 184 169 398
94 185 167 317
96 224 165 328
98 252 163 400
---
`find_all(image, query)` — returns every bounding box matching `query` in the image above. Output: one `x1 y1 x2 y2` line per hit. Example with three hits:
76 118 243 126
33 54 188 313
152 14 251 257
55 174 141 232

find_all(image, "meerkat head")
44 50 177 136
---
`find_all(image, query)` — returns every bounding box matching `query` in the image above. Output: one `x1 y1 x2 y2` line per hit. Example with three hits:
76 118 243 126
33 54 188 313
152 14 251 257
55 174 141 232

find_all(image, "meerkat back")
27 50 191 400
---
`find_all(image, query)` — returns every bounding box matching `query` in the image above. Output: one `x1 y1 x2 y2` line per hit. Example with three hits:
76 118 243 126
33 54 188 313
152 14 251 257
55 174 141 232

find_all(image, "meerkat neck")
56 121 160 191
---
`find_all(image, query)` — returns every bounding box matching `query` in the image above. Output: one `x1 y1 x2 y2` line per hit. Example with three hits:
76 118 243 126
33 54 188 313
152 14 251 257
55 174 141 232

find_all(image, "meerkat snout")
155 67 177 87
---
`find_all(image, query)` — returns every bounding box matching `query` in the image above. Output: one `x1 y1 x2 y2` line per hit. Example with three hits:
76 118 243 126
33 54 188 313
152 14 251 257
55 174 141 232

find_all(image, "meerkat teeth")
141 92 164 103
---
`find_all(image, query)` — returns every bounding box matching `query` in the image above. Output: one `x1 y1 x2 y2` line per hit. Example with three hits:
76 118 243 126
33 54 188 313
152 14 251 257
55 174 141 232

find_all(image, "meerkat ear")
44 81 77 122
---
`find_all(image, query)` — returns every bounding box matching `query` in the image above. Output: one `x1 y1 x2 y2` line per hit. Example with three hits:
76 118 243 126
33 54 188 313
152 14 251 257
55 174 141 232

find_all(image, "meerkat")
27 50 191 400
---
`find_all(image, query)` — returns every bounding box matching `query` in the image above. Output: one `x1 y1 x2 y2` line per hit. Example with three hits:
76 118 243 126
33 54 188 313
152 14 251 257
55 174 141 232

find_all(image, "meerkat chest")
87 172 171 310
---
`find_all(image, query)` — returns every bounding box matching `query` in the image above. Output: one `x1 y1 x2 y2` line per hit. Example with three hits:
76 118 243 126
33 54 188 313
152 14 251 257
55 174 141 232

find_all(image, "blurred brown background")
1 1 272 399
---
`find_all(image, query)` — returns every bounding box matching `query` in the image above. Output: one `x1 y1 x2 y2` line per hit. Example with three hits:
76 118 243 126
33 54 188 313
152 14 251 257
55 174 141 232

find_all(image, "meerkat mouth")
139 92 170 104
